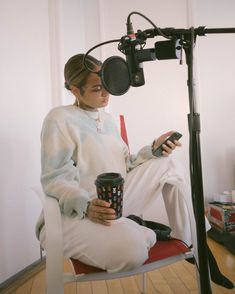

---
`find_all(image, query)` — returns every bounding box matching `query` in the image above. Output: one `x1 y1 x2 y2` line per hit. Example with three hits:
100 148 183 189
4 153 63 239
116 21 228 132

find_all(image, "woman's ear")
70 85 81 97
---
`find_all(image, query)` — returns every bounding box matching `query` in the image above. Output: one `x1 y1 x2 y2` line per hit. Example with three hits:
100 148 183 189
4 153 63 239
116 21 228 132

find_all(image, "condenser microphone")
99 20 143 96
123 35 145 87
118 21 146 88
99 23 148 96
98 17 181 96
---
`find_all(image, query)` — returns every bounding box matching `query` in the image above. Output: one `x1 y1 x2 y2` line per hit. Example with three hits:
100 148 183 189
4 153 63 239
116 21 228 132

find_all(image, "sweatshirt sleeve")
124 143 155 172
40 115 89 219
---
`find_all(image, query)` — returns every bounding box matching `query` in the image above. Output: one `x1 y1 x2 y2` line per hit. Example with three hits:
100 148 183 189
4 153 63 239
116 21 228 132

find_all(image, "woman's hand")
86 198 116 226
153 131 182 156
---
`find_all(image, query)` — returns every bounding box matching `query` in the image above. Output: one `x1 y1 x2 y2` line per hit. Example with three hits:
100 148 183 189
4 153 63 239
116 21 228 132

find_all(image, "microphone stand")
135 25 235 293
184 27 212 294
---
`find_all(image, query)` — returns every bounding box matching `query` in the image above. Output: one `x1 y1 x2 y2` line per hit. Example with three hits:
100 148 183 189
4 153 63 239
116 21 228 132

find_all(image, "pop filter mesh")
100 56 130 96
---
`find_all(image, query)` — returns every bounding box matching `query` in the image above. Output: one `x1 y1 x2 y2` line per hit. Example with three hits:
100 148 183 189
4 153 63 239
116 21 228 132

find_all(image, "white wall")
193 0 235 199
0 0 102 283
61 0 102 105
0 0 52 283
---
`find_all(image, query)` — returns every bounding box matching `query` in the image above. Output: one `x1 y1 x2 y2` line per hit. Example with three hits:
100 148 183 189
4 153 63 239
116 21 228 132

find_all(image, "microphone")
99 17 181 96
119 23 146 87
99 22 151 96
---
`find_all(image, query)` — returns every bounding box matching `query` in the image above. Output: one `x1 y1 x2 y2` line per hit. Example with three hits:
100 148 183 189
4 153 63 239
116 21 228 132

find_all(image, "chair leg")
141 272 147 294
140 213 147 294
40 245 44 261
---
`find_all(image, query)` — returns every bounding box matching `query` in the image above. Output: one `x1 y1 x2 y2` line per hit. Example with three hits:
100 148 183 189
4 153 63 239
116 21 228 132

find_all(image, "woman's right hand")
86 198 116 226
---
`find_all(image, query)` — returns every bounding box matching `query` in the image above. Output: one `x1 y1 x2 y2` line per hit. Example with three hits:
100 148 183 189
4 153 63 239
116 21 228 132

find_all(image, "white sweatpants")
40 157 210 272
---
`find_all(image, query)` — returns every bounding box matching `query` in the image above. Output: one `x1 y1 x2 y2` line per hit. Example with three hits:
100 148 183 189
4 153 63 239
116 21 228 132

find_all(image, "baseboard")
0 257 45 294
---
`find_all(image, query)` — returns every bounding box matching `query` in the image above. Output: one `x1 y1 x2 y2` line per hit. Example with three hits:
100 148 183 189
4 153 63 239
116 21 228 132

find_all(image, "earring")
75 97 80 106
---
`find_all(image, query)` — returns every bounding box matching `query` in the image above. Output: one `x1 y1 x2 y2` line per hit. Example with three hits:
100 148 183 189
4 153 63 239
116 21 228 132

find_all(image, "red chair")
35 114 194 294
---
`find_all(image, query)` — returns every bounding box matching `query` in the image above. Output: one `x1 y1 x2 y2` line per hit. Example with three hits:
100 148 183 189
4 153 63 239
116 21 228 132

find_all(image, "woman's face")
73 70 109 111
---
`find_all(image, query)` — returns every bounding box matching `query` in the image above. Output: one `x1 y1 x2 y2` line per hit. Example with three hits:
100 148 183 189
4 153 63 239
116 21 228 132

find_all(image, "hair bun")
64 81 70 90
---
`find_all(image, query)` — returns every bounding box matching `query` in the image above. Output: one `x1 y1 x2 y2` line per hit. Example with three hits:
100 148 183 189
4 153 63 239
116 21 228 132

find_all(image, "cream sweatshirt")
36 105 154 238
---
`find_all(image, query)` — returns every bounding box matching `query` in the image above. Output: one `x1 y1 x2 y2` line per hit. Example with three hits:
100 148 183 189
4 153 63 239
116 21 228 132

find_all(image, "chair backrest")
112 113 129 146
119 114 129 146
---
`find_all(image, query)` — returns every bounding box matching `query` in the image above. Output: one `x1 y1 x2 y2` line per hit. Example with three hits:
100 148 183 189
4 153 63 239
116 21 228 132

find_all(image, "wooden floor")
7 238 235 294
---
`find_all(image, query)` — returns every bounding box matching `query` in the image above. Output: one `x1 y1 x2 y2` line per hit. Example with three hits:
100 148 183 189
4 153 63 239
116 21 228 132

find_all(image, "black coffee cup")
95 172 124 219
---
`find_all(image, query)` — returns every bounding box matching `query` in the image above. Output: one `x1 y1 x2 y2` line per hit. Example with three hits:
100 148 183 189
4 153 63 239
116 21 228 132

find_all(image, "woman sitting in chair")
36 53 233 289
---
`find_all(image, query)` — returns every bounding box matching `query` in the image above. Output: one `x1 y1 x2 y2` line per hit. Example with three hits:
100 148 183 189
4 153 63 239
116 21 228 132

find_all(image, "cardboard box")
208 202 235 234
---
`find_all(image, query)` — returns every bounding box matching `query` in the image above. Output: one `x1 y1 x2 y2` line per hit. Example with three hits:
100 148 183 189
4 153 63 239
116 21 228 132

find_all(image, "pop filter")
99 56 131 96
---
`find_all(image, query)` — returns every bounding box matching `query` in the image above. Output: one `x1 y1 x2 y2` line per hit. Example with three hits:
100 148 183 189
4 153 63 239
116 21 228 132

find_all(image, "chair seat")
70 239 189 275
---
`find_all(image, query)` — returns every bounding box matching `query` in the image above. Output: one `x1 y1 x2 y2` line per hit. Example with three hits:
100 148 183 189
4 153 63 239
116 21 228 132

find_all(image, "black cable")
127 11 172 40
83 39 120 73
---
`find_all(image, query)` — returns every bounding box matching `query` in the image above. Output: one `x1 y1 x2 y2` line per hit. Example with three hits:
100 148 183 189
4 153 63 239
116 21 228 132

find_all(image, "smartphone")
152 132 182 157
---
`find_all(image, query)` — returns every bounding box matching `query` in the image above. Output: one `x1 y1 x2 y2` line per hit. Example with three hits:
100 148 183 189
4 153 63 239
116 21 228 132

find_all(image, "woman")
36 54 233 288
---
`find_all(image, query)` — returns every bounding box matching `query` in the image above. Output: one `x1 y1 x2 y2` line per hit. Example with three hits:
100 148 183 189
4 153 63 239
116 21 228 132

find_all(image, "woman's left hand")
153 131 182 156
86 198 116 226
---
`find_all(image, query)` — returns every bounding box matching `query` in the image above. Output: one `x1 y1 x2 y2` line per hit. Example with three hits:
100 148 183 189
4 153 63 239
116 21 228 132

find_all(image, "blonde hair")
64 54 102 92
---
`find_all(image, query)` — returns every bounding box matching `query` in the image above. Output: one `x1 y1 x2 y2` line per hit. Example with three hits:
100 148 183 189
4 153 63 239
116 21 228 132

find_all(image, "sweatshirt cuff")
142 145 155 159
59 193 90 219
